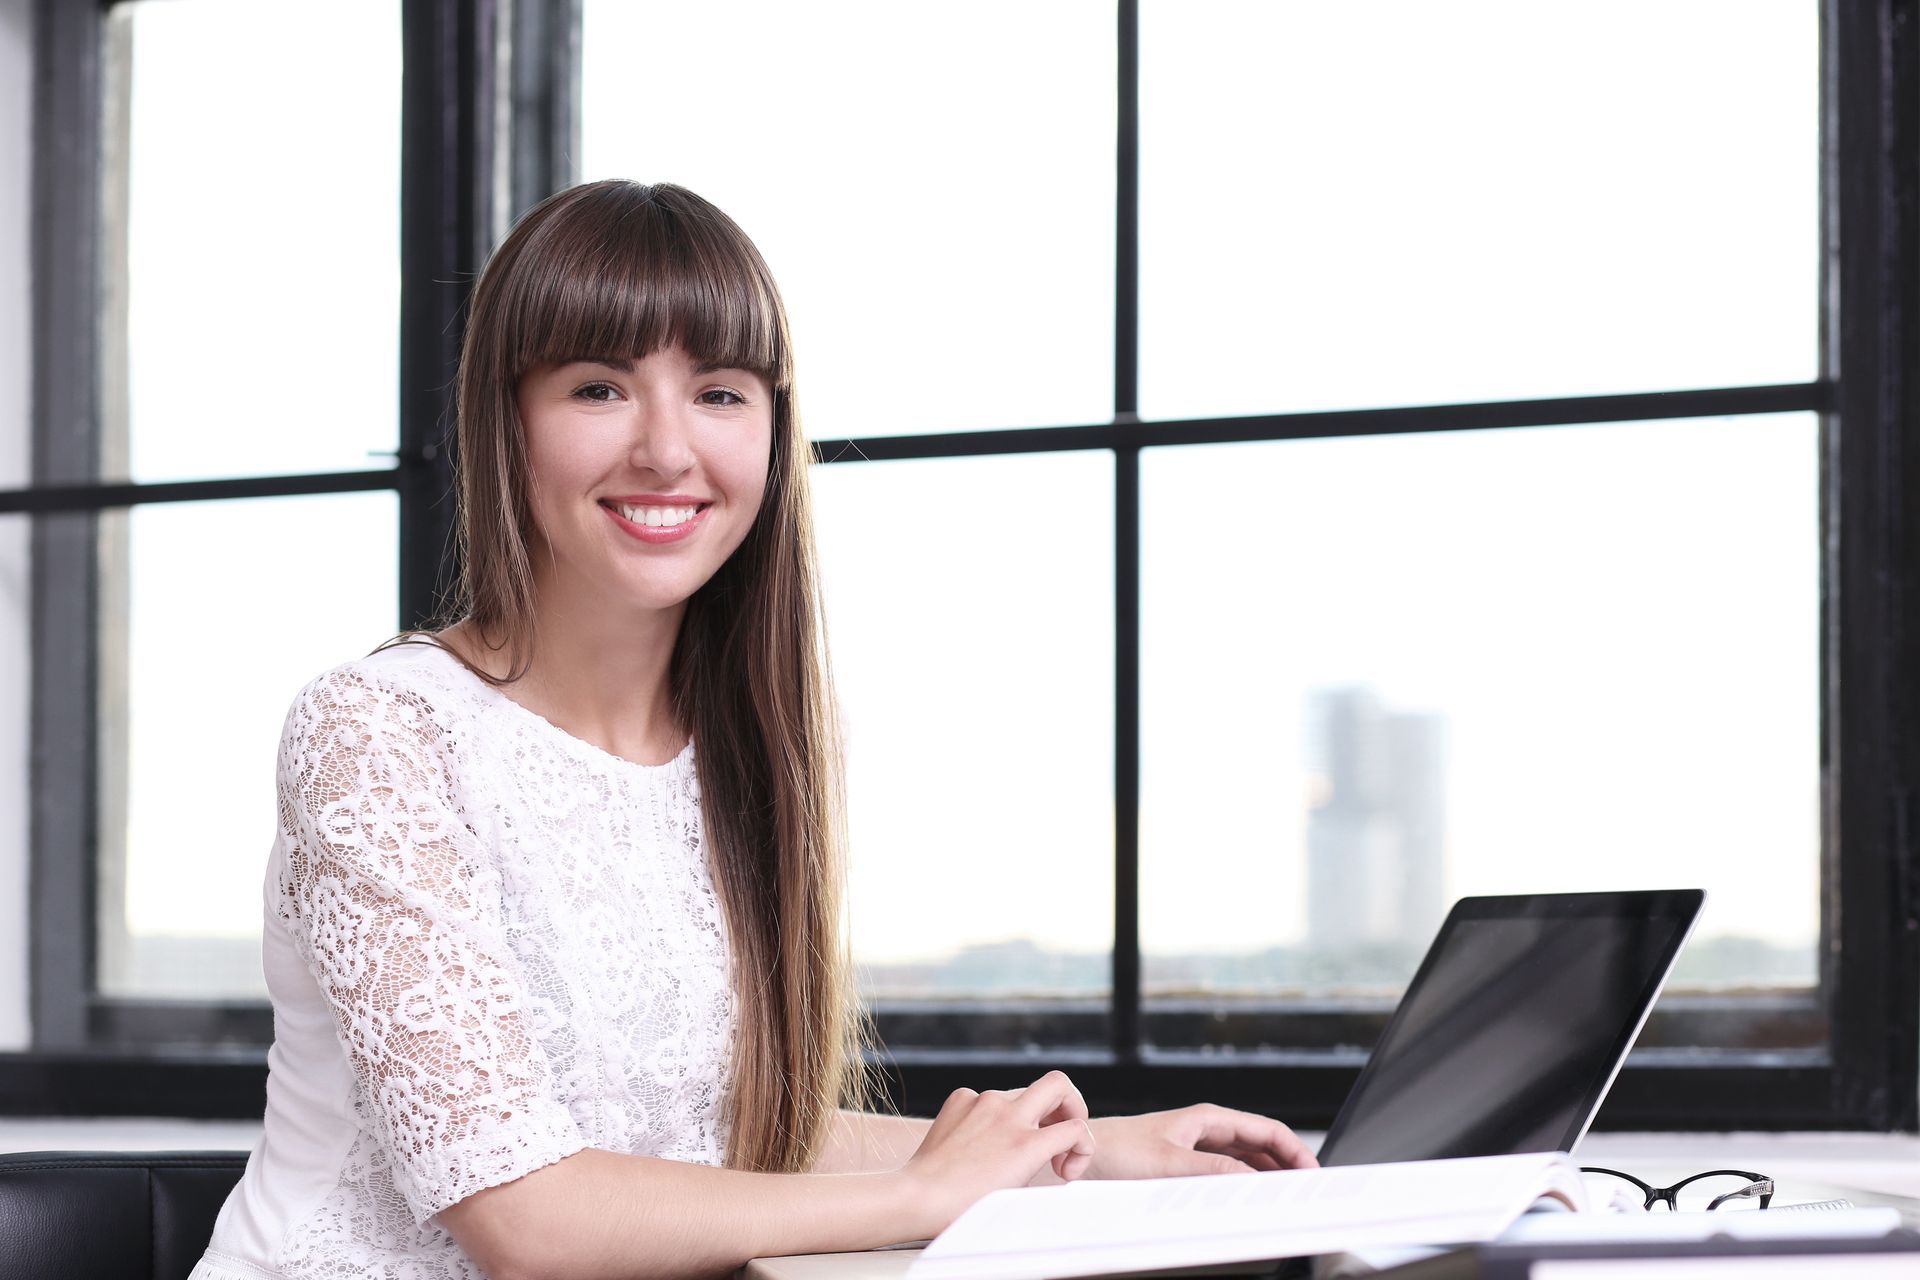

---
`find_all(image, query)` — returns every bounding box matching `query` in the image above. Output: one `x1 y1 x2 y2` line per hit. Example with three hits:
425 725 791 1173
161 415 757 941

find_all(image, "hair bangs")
502 182 790 392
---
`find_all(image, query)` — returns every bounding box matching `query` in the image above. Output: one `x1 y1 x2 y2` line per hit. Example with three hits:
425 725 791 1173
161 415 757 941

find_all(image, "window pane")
97 493 399 998
811 453 1113 1048
1139 416 1819 1052
580 1 1115 439
108 0 400 482
1140 1 1818 419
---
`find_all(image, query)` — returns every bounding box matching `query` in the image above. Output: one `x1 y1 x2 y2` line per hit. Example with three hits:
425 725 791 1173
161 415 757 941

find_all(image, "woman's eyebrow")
559 356 753 376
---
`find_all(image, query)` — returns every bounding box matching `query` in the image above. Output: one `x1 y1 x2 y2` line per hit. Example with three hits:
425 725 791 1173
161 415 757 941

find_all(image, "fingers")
1201 1142 1293 1173
937 1074 1099 1184
1013 1070 1089 1129
937 1087 979 1117
1189 1105 1318 1169
1019 1073 1094 1181
929 1087 978 1133
1018 1074 1095 1182
1034 1114 1097 1182
1011 1074 1094 1182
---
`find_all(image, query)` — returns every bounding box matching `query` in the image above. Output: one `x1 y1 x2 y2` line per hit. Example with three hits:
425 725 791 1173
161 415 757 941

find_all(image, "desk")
740 1134 1920 1280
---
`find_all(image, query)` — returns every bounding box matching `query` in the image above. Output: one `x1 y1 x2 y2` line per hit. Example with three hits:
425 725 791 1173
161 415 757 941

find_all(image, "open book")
905 1152 1590 1280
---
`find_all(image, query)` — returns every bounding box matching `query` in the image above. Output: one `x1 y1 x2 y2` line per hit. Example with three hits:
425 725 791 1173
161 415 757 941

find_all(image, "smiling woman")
181 180 1312 1280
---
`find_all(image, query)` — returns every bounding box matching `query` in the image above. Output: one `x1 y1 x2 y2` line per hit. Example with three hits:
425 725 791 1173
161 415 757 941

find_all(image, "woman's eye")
572 382 619 403
700 388 747 407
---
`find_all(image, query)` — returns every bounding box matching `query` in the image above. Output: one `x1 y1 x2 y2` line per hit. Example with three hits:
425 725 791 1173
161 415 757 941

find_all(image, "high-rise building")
1304 687 1448 951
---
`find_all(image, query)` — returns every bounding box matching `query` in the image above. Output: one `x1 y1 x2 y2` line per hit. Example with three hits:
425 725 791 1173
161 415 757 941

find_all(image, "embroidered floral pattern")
221 644 736 1278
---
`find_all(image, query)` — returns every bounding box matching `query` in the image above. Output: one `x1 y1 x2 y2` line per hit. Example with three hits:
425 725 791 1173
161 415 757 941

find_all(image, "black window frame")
2 0 1913 1133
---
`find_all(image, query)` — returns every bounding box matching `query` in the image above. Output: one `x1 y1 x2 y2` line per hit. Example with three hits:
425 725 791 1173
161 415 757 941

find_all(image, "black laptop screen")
1315 890 1702 1167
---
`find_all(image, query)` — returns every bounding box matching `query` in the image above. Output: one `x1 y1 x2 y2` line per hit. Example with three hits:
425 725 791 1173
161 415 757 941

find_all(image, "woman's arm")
812 1108 934 1174
438 1073 1096 1280
439 1150 917 1280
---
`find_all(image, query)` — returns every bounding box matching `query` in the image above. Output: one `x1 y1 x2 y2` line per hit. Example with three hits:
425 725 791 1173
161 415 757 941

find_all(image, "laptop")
1315 888 1705 1167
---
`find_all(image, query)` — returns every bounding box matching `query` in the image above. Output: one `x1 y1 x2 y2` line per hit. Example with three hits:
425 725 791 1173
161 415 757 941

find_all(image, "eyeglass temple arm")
1706 1178 1775 1211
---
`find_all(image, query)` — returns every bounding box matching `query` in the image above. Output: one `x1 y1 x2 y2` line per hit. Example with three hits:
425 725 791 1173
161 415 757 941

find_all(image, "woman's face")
516 344 774 616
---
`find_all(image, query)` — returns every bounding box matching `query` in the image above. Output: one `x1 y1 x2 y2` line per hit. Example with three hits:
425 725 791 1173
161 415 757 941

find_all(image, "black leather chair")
0 1150 248 1280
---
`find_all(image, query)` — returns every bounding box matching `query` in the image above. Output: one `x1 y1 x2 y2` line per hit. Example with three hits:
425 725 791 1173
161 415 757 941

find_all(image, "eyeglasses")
1580 1166 1775 1212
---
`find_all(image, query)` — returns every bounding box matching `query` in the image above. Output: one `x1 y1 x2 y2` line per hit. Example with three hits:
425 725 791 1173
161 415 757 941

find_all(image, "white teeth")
616 503 699 527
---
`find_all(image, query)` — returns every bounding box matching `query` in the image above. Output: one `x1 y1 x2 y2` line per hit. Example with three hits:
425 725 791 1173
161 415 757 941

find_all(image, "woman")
190 180 1314 1280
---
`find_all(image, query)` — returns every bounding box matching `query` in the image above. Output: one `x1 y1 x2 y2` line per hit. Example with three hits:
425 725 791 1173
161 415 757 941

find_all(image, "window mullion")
1824 0 1920 1130
398 0 498 630
1112 0 1142 1062
27 0 110 1053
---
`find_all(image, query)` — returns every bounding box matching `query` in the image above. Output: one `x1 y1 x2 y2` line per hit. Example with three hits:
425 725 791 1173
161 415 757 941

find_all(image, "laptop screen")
1315 889 1703 1167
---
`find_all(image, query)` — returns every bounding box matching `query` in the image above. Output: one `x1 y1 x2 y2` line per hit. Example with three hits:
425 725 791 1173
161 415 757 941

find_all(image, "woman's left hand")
1080 1104 1319 1179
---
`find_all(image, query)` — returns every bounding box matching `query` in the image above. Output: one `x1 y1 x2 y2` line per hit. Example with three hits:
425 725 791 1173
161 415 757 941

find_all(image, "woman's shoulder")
285 633 484 743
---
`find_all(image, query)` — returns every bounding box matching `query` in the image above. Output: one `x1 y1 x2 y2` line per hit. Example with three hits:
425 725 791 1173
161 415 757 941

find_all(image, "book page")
909 1153 1583 1280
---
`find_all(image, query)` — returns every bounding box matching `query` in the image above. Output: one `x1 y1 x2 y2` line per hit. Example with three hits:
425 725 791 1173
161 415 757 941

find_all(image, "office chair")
0 1149 247 1280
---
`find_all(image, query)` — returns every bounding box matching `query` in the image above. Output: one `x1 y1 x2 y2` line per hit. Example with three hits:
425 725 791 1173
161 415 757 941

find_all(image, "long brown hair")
432 179 868 1173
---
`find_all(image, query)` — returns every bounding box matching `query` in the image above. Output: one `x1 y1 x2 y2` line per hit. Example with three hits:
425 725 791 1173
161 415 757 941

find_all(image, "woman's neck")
445 582 690 768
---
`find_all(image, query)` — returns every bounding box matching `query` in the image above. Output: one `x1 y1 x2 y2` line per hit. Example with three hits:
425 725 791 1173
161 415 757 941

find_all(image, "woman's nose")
628 403 696 479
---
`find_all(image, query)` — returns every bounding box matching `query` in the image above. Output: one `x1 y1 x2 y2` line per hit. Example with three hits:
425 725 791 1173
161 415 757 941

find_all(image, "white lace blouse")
190 639 737 1280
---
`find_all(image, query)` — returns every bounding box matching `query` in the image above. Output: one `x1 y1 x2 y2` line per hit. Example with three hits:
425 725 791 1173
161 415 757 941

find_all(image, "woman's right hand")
897 1070 1097 1238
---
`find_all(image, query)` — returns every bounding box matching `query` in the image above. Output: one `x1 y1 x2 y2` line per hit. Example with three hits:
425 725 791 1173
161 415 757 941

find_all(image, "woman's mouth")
600 500 713 543
605 500 708 527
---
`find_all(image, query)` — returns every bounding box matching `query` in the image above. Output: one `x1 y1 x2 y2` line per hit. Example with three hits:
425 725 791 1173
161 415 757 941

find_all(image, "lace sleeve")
276 666 589 1226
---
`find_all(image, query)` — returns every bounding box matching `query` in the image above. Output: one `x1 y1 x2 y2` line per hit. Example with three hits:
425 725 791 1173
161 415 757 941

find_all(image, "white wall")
0 0 34 1051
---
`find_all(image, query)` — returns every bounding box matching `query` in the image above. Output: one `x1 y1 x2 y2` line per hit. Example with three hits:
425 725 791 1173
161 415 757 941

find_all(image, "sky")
102 1 1819 992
